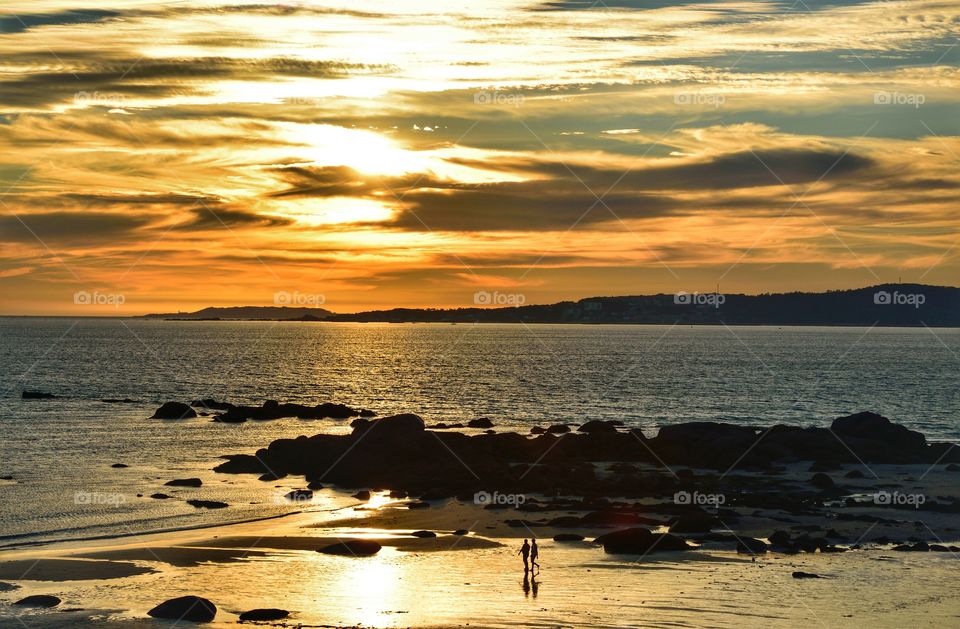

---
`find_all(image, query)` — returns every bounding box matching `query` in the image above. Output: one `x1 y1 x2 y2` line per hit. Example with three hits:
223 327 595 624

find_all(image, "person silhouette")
518 539 530 572
530 538 540 573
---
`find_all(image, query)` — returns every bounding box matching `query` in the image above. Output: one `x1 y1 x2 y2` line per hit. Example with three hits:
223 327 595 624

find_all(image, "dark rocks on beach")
359 409 377 418
22 390 56 399
579 420 622 434
239 608 290 621
595 528 691 554
351 413 425 438
792 571 823 579
546 424 570 434
285 489 313 501
453 529 469 536
530 426 545 434
102 398 138 404
13 594 61 607
407 500 431 509
165 478 202 487
669 513 720 533
554 533 585 542
214 401 359 423
411 530 436 538
152 402 197 419
809 473 834 489
893 542 930 552
0 582 20 592
317 539 382 556
150 493 171 500
111 463 128 468
187 499 229 509
147 595 217 622
307 480 324 490
259 471 286 481
468 417 494 428
736 537 768 555
353 490 371 501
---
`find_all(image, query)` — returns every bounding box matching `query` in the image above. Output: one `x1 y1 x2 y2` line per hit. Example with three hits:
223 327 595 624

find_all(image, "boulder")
0 582 21 592
111 463 128 468
669 513 720 533
809 473 834 489
453 529 469 536
150 493 171 500
792 571 823 579
595 528 691 554
186 499 229 509
317 539 382 556
13 594 60 607
578 420 621 434
152 402 197 419
546 424 570 434
22 391 56 399
165 478 202 487
239 608 289 621
553 533 585 542
468 417 494 429
736 537 768 555
831 412 925 450
258 471 286 481
352 413 425 438
411 530 436 538
353 490 371 501
147 595 217 622
530 426 546 434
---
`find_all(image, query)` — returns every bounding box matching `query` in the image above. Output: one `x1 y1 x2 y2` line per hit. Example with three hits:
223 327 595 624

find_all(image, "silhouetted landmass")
328 284 959 326
141 306 333 320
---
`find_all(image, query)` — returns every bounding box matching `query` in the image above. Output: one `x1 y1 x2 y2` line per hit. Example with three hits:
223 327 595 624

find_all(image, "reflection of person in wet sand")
530 538 540 573
522 571 539 598
518 539 531 572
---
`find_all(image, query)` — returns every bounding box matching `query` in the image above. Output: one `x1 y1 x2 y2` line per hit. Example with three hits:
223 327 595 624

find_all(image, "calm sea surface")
1 319 957 545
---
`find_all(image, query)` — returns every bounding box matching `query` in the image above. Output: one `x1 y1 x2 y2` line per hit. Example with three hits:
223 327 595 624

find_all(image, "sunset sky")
1 0 958 315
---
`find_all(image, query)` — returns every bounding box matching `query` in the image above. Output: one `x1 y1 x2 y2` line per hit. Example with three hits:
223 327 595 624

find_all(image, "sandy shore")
1 462 959 628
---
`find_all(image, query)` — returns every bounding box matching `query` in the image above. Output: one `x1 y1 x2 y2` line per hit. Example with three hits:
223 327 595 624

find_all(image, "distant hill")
327 284 960 326
141 306 334 320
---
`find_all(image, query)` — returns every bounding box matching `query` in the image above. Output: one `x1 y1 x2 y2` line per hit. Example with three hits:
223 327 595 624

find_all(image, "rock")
408 500 431 509
929 544 950 552
150 493 171 499
239 608 289 621
152 402 197 419
792 571 823 579
165 478 202 487
359 409 376 418
258 471 286 481
351 413 425 438
353 490 371 501
554 533 585 542
844 469 865 478
147 595 217 622
22 390 56 399
768 530 792 547
736 537 768 555
0 582 20 592
669 513 720 533
411 530 436 538
468 417 494 429
186 499 229 509
831 411 926 451
452 529 469 536
595 528 691 554
307 480 325 490
284 489 313 502
546 424 570 434
893 542 930 552
317 539 382 556
111 463 128 468
809 473 834 489
579 420 622 434
102 398 138 404
530 426 546 434
13 594 61 607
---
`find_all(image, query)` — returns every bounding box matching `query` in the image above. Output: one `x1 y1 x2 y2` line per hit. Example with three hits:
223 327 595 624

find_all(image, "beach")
2 416 959 627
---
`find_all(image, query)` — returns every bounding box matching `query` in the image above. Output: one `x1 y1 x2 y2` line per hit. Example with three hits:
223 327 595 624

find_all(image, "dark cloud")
177 207 294 230
0 9 122 34
0 211 152 244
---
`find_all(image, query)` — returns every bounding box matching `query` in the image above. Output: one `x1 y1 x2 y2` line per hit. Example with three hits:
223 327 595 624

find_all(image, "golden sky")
1 0 958 314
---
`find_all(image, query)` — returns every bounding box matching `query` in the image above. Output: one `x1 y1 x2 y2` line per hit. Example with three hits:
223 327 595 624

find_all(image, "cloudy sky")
1 0 958 314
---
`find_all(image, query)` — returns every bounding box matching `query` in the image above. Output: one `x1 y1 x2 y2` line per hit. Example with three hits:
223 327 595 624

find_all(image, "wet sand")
1 467 959 628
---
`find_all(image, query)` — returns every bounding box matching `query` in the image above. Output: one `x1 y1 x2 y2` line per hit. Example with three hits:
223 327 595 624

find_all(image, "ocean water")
0 318 957 546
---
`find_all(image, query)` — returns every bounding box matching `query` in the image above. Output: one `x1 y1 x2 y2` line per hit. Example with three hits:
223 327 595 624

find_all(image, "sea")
1 318 957 546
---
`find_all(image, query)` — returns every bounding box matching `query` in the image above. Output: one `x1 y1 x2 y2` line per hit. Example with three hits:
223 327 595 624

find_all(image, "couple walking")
518 538 539 573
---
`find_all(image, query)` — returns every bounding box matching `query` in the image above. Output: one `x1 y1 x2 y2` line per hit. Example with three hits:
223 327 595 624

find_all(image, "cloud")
0 211 153 244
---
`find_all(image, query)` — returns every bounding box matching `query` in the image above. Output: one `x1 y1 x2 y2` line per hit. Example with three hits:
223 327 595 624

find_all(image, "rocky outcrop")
147 596 217 622
209 400 359 422
594 528 691 554
317 539 382 556
239 608 289 621
152 402 197 419
165 478 202 487
13 595 60 607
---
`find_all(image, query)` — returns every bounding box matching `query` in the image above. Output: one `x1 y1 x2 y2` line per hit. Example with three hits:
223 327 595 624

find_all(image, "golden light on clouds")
0 0 957 314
